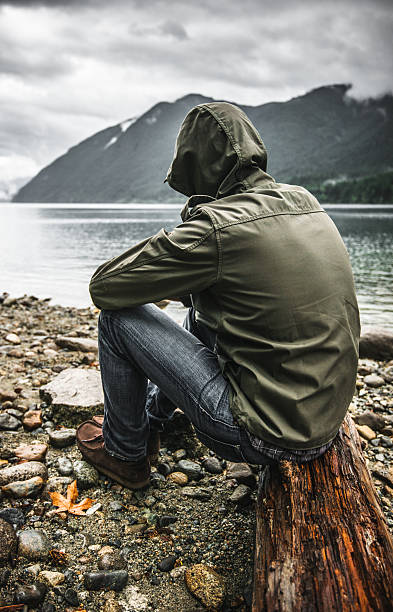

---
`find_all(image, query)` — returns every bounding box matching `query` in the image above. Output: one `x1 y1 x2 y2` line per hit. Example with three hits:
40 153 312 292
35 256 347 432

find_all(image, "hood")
165 102 272 200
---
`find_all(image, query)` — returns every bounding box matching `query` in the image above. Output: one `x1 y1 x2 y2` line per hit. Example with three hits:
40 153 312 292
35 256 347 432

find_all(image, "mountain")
13 85 393 203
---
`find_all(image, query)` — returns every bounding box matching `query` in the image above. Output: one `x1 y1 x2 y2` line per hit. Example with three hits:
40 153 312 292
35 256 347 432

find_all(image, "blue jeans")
98 304 273 465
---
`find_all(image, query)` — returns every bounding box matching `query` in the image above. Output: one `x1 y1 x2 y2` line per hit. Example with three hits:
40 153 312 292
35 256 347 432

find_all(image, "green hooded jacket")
90 102 360 450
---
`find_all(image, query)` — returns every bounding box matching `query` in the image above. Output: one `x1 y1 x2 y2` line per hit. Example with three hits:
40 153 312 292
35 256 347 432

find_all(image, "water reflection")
0 204 392 327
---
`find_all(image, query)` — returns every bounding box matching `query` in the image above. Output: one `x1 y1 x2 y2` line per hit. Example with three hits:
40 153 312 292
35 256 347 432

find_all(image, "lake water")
0 203 392 328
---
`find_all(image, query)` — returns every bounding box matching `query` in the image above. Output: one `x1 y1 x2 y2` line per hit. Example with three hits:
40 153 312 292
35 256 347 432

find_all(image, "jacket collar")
180 194 215 222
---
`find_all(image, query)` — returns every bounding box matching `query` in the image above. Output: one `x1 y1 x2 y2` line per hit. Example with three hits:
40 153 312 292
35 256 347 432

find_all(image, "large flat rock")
360 327 393 360
40 368 104 426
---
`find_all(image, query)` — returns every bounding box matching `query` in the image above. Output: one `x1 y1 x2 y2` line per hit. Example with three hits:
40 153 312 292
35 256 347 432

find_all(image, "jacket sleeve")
89 208 219 310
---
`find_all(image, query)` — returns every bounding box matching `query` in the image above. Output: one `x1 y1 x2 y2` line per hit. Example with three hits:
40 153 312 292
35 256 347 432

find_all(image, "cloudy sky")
0 0 392 195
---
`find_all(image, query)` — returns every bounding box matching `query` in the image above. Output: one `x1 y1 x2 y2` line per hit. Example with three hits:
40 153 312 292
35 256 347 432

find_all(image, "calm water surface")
0 203 392 328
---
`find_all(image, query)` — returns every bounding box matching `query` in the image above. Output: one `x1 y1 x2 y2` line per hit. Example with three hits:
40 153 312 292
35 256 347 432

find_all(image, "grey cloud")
0 0 391 187
160 20 188 41
0 51 72 78
0 0 87 5
0 26 73 78
128 19 188 42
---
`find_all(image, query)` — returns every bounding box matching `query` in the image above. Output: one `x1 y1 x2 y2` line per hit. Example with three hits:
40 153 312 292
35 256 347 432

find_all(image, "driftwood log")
252 415 393 611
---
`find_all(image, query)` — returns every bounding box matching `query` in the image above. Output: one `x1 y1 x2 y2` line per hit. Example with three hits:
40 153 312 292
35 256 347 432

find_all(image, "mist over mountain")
13 85 393 203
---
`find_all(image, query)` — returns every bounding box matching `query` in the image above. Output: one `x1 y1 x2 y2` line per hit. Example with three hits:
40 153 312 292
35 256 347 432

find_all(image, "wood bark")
252 415 393 611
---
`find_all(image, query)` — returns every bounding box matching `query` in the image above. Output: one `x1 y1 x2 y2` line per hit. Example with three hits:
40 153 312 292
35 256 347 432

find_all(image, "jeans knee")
98 306 148 340
98 309 119 340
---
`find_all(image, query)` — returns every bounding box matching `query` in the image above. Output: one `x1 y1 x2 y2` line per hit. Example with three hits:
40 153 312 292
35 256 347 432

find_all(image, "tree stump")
252 415 393 611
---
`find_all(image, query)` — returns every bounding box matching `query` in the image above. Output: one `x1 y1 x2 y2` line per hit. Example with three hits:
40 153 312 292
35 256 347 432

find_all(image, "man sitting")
77 102 360 489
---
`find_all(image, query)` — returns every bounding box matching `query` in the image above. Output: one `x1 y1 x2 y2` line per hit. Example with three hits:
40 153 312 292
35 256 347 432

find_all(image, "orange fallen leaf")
48 479 94 516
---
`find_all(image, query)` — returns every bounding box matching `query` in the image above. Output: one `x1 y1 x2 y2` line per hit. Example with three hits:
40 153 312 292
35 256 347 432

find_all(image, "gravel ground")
0 293 392 611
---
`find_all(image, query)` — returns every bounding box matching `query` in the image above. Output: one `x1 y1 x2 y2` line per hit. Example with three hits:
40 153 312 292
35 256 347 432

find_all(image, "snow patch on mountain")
104 135 119 150
120 117 138 132
145 108 162 125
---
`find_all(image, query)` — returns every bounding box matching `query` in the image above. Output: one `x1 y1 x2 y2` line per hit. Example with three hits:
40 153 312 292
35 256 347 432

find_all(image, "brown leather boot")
91 415 160 465
76 419 150 490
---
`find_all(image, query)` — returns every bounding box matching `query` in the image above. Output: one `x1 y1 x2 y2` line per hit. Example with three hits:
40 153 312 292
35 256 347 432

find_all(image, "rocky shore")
0 293 392 611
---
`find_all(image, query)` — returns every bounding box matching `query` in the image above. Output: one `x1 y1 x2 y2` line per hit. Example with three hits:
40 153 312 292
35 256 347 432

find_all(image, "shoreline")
1 201 393 208
0 294 392 610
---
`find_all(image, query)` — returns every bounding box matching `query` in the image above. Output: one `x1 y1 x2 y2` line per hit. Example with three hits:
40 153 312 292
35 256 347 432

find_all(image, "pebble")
64 587 79 607
203 456 223 474
382 365 393 383
379 435 393 448
0 461 47 485
38 570 65 586
8 347 24 358
57 456 73 476
226 463 256 487
353 410 386 431
170 565 187 580
73 460 99 489
14 443 48 462
157 515 178 528
88 544 101 552
2 476 44 498
0 508 25 528
5 408 24 418
0 413 21 430
167 471 188 486
150 472 165 489
55 335 98 353
157 461 172 476
98 550 126 571
144 495 156 508
177 459 202 480
0 517 17 565
23 409 43 430
375 453 385 462
18 529 51 560
182 487 212 501
372 468 393 488
357 359 376 375
14 582 47 606
0 389 17 402
26 563 41 577
103 600 123 612
173 448 187 461
41 603 55 612
109 501 123 512
185 563 225 610
356 425 377 441
46 476 73 491
83 570 128 591
48 428 76 448
229 484 252 505
86 502 102 515
158 554 178 572
124 524 146 535
5 332 21 345
364 374 385 388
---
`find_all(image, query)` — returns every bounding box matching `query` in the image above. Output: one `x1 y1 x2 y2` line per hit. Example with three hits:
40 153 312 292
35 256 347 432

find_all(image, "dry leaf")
48 479 94 516
49 549 68 566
